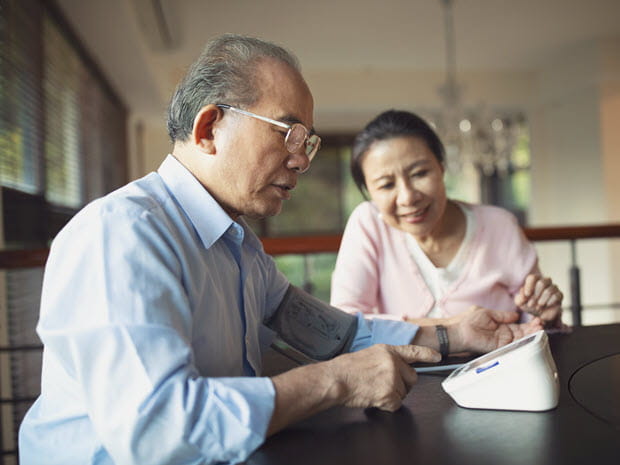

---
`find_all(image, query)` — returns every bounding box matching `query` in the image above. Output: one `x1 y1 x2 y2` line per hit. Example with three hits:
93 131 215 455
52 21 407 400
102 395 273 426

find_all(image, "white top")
406 204 475 317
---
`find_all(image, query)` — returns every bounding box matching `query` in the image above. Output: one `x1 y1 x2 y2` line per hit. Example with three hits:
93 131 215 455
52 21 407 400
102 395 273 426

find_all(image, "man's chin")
244 202 283 220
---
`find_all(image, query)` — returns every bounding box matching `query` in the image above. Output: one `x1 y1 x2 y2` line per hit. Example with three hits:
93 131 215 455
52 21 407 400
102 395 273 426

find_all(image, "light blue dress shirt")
19 155 418 465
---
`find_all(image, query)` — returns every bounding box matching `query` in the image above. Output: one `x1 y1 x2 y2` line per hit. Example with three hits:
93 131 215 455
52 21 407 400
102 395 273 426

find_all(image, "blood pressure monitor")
441 330 560 411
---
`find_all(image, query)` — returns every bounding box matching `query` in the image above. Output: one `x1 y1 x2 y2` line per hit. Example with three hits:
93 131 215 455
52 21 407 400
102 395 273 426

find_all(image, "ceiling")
55 0 620 119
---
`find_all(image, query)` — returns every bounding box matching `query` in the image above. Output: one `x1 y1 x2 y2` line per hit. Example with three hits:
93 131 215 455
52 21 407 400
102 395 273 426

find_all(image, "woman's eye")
411 170 428 178
378 183 394 190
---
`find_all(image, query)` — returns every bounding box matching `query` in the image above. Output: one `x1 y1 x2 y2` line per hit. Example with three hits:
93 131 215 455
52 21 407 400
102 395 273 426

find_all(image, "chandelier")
434 0 523 177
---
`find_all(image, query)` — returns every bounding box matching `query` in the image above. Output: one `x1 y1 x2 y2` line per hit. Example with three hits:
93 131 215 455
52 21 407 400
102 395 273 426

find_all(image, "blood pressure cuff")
266 285 358 361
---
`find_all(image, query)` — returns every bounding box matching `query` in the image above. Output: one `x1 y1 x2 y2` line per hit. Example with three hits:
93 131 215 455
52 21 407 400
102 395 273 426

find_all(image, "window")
251 136 364 301
0 0 128 247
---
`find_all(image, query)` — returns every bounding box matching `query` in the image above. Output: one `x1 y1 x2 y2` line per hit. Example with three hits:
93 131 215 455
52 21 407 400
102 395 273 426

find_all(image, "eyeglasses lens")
285 124 306 152
285 124 321 161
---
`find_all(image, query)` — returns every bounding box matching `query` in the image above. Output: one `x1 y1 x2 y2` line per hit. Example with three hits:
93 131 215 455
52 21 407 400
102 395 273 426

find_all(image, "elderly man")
19 34 541 464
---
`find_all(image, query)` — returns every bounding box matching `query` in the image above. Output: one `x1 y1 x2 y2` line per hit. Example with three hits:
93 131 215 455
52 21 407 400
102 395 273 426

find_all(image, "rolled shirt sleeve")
349 313 419 352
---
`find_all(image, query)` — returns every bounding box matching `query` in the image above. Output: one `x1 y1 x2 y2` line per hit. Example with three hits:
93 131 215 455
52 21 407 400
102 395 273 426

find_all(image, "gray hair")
166 34 301 143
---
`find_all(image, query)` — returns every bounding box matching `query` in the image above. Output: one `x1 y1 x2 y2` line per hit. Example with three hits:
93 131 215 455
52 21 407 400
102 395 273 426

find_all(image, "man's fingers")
399 363 419 392
392 344 441 364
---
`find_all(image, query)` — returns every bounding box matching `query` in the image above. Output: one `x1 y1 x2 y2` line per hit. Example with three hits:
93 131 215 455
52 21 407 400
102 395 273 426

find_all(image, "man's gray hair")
166 34 301 143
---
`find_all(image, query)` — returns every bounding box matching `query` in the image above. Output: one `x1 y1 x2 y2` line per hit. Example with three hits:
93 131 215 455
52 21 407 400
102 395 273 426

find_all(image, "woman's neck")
412 200 466 267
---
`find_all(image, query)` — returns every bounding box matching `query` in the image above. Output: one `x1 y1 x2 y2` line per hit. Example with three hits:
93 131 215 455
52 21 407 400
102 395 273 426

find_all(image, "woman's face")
361 136 447 237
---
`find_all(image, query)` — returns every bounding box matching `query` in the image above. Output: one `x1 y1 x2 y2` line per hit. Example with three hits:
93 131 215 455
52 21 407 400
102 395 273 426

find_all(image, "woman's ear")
192 104 221 155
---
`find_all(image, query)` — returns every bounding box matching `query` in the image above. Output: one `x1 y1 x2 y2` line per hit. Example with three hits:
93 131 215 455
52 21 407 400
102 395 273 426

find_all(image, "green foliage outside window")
274 253 337 302
269 141 364 301
0 127 23 187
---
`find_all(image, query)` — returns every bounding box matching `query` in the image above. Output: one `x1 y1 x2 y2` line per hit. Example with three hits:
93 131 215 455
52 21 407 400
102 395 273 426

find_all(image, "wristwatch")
435 324 450 358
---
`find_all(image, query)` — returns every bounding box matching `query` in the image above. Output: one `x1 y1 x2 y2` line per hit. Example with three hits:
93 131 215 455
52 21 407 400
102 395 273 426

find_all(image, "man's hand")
514 274 563 327
449 305 543 354
268 343 440 435
325 344 441 412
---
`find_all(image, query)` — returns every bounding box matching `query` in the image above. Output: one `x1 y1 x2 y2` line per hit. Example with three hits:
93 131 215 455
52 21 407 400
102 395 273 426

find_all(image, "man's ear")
192 104 221 155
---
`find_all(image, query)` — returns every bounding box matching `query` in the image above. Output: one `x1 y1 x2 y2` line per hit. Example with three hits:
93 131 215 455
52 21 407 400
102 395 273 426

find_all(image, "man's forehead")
253 58 314 124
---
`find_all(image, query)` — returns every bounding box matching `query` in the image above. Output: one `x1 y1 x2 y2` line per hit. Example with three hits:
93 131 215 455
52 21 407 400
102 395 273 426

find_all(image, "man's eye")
412 170 428 178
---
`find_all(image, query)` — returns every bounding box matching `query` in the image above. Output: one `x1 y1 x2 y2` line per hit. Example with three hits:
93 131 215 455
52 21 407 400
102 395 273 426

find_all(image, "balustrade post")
302 255 314 295
569 239 582 326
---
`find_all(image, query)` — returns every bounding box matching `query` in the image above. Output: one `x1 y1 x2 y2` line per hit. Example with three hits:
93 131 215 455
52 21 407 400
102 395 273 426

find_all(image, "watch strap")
436 324 450 358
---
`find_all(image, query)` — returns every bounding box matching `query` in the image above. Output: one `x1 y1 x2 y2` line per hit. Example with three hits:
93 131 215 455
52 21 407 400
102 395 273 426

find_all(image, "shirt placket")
223 224 255 376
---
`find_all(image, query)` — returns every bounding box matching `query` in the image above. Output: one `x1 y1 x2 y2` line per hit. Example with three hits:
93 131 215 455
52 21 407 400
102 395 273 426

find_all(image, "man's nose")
287 149 311 173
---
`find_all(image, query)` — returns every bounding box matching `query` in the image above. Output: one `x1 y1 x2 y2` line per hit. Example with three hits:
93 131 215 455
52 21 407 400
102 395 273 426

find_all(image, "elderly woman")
330 109 563 327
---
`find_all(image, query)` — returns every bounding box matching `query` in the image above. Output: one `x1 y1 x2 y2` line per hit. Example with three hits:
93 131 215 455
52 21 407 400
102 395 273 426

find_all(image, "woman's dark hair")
351 110 445 197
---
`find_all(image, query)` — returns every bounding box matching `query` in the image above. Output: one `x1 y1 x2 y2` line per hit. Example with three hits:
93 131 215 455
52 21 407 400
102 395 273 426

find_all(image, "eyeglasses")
216 104 321 172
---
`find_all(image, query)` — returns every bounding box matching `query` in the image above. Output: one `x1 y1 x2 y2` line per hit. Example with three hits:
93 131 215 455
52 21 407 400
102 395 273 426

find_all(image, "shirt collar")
158 154 236 249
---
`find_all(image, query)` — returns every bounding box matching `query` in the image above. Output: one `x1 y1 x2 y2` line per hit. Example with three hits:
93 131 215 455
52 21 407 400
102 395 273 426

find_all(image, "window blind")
0 0 128 230
0 0 44 195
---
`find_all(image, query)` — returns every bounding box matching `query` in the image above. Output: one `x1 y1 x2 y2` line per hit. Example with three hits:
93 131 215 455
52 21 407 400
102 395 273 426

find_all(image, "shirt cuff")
349 313 419 352
193 376 275 463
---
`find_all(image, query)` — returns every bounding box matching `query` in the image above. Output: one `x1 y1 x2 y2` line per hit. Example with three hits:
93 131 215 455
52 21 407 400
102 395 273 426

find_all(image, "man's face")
212 58 315 219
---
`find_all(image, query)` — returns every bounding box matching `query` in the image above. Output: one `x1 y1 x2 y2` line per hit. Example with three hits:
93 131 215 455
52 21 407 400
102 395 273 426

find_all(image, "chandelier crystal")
435 0 523 177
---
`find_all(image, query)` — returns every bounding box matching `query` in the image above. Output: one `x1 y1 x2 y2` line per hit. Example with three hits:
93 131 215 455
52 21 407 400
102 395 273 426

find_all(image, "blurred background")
1 0 619 460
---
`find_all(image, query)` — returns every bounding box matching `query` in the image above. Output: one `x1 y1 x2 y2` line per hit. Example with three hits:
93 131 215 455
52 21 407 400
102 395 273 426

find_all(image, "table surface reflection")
248 324 620 465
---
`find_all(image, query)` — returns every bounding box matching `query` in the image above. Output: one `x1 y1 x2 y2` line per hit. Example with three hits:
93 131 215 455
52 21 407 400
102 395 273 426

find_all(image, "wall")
128 114 173 178
600 40 620 312
529 39 620 324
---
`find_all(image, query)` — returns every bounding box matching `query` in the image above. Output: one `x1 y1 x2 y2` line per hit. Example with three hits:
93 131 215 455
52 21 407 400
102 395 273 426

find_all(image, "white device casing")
441 330 560 411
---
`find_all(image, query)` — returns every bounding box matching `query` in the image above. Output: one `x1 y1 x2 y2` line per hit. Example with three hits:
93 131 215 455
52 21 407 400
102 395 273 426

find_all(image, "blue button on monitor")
476 360 500 374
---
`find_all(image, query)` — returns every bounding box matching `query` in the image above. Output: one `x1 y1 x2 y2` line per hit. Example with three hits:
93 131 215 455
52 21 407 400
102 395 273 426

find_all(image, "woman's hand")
514 274 563 327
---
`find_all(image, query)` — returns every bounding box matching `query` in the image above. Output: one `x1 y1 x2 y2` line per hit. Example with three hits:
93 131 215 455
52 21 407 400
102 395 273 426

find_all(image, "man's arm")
411 305 544 355
266 285 359 360
264 288 542 437
267 343 440 435
265 285 441 434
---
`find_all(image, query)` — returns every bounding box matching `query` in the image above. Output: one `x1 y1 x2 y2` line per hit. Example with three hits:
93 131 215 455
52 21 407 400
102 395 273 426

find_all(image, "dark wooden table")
249 324 620 465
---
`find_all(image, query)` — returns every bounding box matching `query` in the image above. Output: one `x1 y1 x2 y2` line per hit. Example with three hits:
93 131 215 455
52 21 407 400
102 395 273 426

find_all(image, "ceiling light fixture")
435 0 523 177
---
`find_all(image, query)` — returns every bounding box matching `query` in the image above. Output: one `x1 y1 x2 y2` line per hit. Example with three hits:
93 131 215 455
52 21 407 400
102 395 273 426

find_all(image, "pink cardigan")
330 201 537 319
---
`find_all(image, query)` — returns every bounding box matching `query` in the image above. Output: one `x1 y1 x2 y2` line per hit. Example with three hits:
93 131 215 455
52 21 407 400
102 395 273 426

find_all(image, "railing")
3 224 618 324
2 224 620 316
1 223 620 461
2 224 620 312
262 224 620 327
